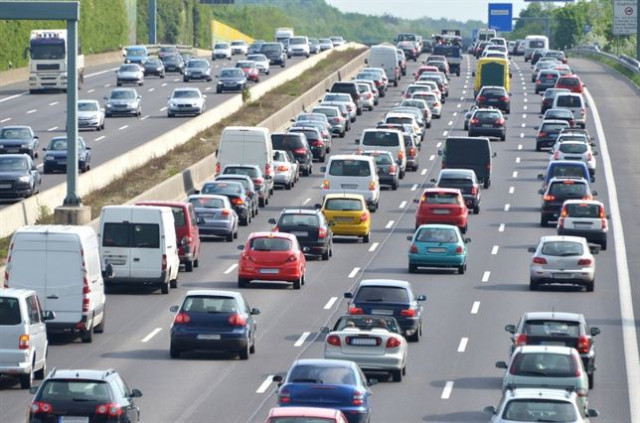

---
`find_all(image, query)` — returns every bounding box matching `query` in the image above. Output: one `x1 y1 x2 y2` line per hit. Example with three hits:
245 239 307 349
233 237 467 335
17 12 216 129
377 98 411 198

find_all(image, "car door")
26 295 47 370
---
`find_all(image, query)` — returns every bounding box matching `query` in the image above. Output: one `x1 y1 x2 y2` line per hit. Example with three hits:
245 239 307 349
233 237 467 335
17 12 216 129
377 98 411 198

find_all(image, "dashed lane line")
323 297 338 310
481 271 491 283
256 376 274 394
294 332 310 347
399 201 407 209
441 381 454 399
491 246 499 255
509 186 515 194
499 224 505 232
223 264 238 274
141 328 162 343
348 267 360 278
369 242 379 252
457 338 468 352
385 220 394 229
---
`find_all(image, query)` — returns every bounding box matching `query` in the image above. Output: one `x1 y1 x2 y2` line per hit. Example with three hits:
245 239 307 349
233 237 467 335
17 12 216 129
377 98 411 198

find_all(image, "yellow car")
319 193 371 243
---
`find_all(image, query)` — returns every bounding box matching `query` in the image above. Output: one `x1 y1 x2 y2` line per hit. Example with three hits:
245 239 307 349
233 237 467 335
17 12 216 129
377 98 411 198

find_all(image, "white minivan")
321 154 380 211
553 92 587 128
368 45 400 87
98 205 180 295
5 225 106 343
357 128 407 178
216 126 274 195
0 288 54 388
524 35 549 61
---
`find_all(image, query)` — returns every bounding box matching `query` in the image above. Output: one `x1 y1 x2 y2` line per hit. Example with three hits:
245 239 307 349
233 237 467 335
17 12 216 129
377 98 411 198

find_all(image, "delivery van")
439 136 496 188
368 45 401 87
321 154 380 211
524 35 549 61
473 57 510 96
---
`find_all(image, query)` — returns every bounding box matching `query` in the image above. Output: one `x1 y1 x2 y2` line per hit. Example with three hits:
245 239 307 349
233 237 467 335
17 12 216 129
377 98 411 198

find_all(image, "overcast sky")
325 0 529 24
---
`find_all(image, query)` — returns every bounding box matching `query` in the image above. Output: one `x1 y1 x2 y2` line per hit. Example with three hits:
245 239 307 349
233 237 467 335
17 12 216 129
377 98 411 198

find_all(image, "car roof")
358 279 411 289
522 311 584 322
562 199 603 206
423 187 462 195
185 289 242 299
417 223 461 231
188 194 229 201
1 125 32 130
548 177 589 185
280 208 321 216
541 119 571 125
324 193 367 201
329 154 374 162
0 288 37 299
48 369 117 380
292 358 355 368
439 169 475 178
217 174 252 180
503 387 578 401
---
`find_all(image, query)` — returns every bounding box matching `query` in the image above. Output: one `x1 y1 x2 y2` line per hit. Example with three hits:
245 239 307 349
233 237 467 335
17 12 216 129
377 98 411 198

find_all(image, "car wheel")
394 80 398 87
408 264 417 273
458 264 466 275
170 276 178 289
293 277 302 290
586 281 594 292
168 112 173 118
391 369 402 382
239 343 250 360
483 179 490 189
320 153 326 163
226 232 234 242
600 240 607 251
407 329 419 343
259 197 265 207
185 260 194 272
169 343 181 359
362 233 370 243
81 327 93 343
588 373 594 389
461 224 468 234
529 279 538 291
536 144 542 152
286 181 292 190
464 124 468 131
473 204 480 214
322 248 330 261
540 216 549 227
20 367 34 389
238 277 249 288
161 281 170 294
241 216 249 226
340 130 345 138
392 182 398 191
356 108 362 116
93 310 105 333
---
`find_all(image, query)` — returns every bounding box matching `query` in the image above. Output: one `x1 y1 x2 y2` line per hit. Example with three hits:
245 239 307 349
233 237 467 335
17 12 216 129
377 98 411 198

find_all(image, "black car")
216 68 247 93
540 88 570 113
539 177 596 227
260 42 286 67
468 108 506 141
0 154 40 198
162 54 185 74
42 136 92 174
271 132 313 176
268 208 333 260
535 119 571 151
28 368 142 423
215 174 259 218
221 164 270 207
361 150 399 190
422 40 433 53
142 57 165 78
530 48 547 65
432 168 481 214
248 40 266 55
541 108 575 127
475 86 510 114
330 82 362 115
199 181 252 225
0 125 39 158
505 311 600 388
288 127 326 163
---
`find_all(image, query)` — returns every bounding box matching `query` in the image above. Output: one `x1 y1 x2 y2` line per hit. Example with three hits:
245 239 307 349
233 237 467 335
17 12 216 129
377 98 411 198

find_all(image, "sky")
324 0 530 24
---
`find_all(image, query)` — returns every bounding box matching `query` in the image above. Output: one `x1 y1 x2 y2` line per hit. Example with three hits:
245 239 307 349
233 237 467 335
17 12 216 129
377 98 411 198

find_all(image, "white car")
230 40 248 55
212 42 232 60
557 199 608 250
412 91 442 118
246 54 270 74
323 315 408 382
550 140 597 176
288 36 310 58
77 100 105 131
355 82 375 111
272 149 297 189
116 63 144 86
167 87 206 117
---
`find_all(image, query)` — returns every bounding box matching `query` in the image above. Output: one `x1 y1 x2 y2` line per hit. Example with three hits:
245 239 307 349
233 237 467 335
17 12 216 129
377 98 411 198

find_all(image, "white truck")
27 29 85 93
274 27 294 43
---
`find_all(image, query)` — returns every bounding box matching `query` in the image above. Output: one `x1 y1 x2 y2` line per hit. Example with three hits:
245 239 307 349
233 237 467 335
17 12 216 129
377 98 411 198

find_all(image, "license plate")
482 124 494 128
428 247 447 253
58 161 67 165
335 217 353 223
541 341 567 347
371 309 393 316
432 209 450 214
0 184 11 189
341 184 358 189
197 334 221 340
573 222 593 227
59 417 89 423
350 338 378 346
259 268 279 274
554 273 572 279
6 149 19 153
291 231 308 237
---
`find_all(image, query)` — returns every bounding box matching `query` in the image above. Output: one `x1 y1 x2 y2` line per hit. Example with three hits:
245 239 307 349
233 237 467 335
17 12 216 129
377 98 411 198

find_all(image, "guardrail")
571 47 640 74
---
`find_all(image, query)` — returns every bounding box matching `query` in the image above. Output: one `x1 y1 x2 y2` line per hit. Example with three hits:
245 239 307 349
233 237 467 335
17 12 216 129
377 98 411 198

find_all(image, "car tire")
250 339 256 354
322 248 330 261
529 279 538 291
458 264 466 275
600 240 607 251
161 281 170 294
35 357 46 380
320 153 326 163
400 169 405 180
392 182 398 191
394 80 398 87
461 224 468 234
81 328 93 343
185 260 194 272
362 234 370 243
586 281 594 292
588 373 594 389
170 276 178 289
407 329 419 343
540 216 549 227
293 277 302 290
93 311 105 333
536 144 542 152
168 112 174 118
259 197 265 207
226 232 234 242
474 204 480 214
169 343 181 359
356 108 362 116
501 134 506 141
464 124 468 131
239 343 250 360
286 181 292 190
340 130 345 138
484 179 490 189
408 264 417 273
391 369 402 382
238 277 249 288
20 367 34 389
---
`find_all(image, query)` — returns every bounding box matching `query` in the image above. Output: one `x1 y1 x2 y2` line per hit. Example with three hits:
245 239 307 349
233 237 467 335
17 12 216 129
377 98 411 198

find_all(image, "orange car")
555 74 584 94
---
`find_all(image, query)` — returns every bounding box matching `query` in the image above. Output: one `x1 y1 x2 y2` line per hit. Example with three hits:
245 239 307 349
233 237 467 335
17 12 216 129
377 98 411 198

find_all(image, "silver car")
77 100 105 131
246 54 270 74
528 235 597 292
312 105 349 135
167 88 206 117
355 82 375 111
272 150 297 189
104 88 142 117
116 64 144 86
320 93 357 122
187 194 238 241
183 59 212 82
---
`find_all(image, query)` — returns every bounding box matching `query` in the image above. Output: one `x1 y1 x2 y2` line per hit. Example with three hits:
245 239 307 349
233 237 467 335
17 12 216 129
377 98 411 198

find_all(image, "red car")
555 74 584 93
414 65 439 80
136 201 201 272
236 60 260 82
413 188 469 233
237 232 307 289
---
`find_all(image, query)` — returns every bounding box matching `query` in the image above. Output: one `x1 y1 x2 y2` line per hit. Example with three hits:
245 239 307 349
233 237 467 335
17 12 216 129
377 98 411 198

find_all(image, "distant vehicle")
104 87 142 117
167 87 206 117
212 42 232 60
230 40 248 55
235 60 260 82
271 132 314 176
0 126 39 158
553 92 587 128
433 168 481 213
330 36 345 46
184 59 212 82
246 53 270 74
77 100 106 131
413 188 469 233
142 57 165 78
260 42 287 67
432 44 462 76
468 107 506 141
288 36 311 58
27 29 85 93
439 136 495 188
408 224 470 274
0 154 40 198
557 199 608 249
116 63 144 86
524 35 549 60
539 177 596 228
42 136 91 174
268 208 334 259
473 58 510 97
309 38 321 54
274 27 294 43
124 44 149 64
157 45 179 60
199 181 252 226
368 45 400 87
161 54 186 73
319 193 372 243
248 40 266 55
319 38 334 51
187 194 239 242
476 28 497 43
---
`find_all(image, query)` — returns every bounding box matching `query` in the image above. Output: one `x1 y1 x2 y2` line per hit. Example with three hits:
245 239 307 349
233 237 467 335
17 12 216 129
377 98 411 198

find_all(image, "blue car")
273 359 375 423
407 224 470 274
42 136 91 174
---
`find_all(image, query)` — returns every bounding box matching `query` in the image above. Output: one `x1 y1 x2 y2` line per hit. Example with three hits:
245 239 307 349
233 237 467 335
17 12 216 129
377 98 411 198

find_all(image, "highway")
0 54 637 422
0 53 309 208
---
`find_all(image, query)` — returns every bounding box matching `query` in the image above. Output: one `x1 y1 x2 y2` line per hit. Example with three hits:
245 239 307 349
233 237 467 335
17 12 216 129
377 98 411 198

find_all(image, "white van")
357 128 407 178
5 225 106 343
552 93 587 128
216 126 274 195
368 45 400 87
98 205 180 295
321 154 380 211
477 29 497 43
524 35 549 61
0 288 54 388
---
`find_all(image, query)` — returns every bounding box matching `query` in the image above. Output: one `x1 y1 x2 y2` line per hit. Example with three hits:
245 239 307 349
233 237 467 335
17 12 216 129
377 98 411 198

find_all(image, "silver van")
357 129 407 178
321 154 380 211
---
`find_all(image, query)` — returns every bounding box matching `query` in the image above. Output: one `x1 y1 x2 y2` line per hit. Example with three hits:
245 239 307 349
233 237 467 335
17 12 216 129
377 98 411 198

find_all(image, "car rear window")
328 159 371 176
556 96 582 107
416 227 458 242
481 88 505 96
170 207 186 226
524 320 581 337
0 297 21 325
559 143 587 154
424 192 458 204
324 198 363 211
541 241 584 256
189 197 225 209
502 399 577 421
38 380 111 402
439 177 473 186
362 131 400 147
182 295 237 313
280 214 319 227
102 223 159 249
201 182 243 196
272 134 305 150
288 364 355 385
549 165 586 178
385 117 412 125
291 129 320 141
542 123 569 132
355 286 409 303
549 182 588 196
313 108 338 117
565 203 600 218
511 352 577 377
223 167 259 178
250 237 292 252
559 77 579 86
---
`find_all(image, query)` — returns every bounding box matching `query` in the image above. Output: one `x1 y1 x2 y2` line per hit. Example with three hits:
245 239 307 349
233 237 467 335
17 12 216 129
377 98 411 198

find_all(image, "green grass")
574 52 640 88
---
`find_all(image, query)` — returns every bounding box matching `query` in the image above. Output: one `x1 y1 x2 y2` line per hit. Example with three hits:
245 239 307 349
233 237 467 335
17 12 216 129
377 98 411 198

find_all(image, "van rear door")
101 220 132 279
130 208 163 280
44 237 83 323
6 236 47 299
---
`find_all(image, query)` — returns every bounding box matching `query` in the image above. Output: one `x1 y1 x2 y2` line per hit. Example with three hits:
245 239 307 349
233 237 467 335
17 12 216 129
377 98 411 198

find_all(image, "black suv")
329 82 362 115
260 43 286 68
467 108 506 141
539 177 596 227
28 368 142 423
269 208 333 260
288 127 326 163
505 311 601 388
475 86 510 114
432 168 481 214
271 132 313 176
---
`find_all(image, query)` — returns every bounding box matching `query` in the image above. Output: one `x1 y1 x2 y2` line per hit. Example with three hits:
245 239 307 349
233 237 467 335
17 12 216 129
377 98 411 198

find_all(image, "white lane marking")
498 223 505 232
49 101 58 106
521 123 526 128
442 131 448 137
118 125 129 130
323 297 338 310
141 327 162 343
411 184 418 191
491 245 499 255
0 117 11 123
453 112 458 117
88 88 95 93
205 87 212 91
104 83 110 88
512 171 518 178
0 92 27 103
47 126 58 132
522 114 527 119
518 144 523 150
429 154 435 161
456 104 461 108
173 77 180 82
85 67 119 78
504 204 510 212
162 82 168 87
95 136 106 142
141 115 150 120
520 133 524 138
26 109 37 114
294 332 310 347
399 201 407 209
160 107 167 111
524 105 527 110
515 157 521 164
441 381 454 399
584 88 640 420
458 337 468 352
524 98 528 103
481 271 491 283
148 88 155 92
385 220 394 229
348 267 360 278
256 376 274 394
223 263 238 274
509 186 515 194
421 169 427 176
447 120 453 126
302 198 311 205
436 142 442 148
471 301 480 314
369 242 379 252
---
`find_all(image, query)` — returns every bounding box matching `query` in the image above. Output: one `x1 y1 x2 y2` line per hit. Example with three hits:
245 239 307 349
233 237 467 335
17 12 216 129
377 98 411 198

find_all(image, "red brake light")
409 244 418 253
386 337 401 348
286 254 298 263
577 335 590 354
543 194 556 202
174 312 191 324
318 227 327 239
215 162 221 175
470 118 479 125
553 151 560 160
368 181 376 191
221 209 231 216
500 96 509 101
231 197 244 205
327 335 341 347
276 165 288 172
496 118 505 125
293 148 306 154
253 177 264 185
95 403 122 417
323 180 330 189
532 257 547 264
578 258 593 266
265 163 272 177
228 313 247 326
471 187 478 196
515 333 528 346
18 334 29 350
400 308 416 317
477 96 486 102
161 254 167 271
279 389 291 404
538 132 548 138
349 306 364 315
30 401 54 414
352 389 365 406
388 165 397 175
455 246 464 254
360 212 369 222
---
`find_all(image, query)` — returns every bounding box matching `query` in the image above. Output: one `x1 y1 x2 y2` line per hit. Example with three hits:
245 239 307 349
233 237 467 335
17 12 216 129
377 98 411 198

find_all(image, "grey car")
361 150 399 190
104 88 142 117
535 70 561 94
184 59 212 82
319 38 333 51
311 106 348 136
77 100 105 131
216 68 247 93
0 154 40 198
116 64 144 86
214 174 259 218
187 194 238 241
0 126 39 158
167 88 206 117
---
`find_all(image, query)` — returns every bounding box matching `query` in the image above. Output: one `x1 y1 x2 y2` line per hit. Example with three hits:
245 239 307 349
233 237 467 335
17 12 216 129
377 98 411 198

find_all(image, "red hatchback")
236 60 260 82
413 188 469 233
237 232 307 289
555 74 584 94
414 65 439 80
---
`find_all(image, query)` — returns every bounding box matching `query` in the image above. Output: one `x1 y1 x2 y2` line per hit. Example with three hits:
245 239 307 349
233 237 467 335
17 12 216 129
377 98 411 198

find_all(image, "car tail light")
397 150 404 160
500 96 509 102
332 117 341 123
543 194 556 202
600 206 607 229
279 389 291 404
558 217 565 229
352 389 365 406
349 306 364 315
174 311 191 324
486 163 492 171
577 335 590 354
323 180 330 189
576 387 587 397
515 333 528 346
95 403 122 417
293 148 306 154
253 177 264 186
386 337 401 349
30 401 54 414
221 208 232 217
360 212 368 223
409 244 418 253
477 96 486 102
400 308 416 317
553 151 560 160
569 119 575 127
496 118 505 125
231 197 244 206
215 162 221 175
578 258 593 266
470 118 479 125
327 335 341 347
455 246 464 254
366 93 372 99
368 181 376 191
265 163 272 177
408 148 416 157
18 334 29 350
532 257 547 264
470 187 478 196
389 165 397 175
538 132 547 138
162 254 167 271
587 152 593 161
228 313 247 326
318 227 327 239
286 254 298 263
580 108 585 116
277 165 288 172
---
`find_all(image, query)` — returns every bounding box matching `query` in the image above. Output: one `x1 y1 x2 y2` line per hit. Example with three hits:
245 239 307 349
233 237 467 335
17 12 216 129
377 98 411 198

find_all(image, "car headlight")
157 67 162 71
18 176 31 183
45 156 54 161
21 144 29 148
106 104 112 108
169 102 176 107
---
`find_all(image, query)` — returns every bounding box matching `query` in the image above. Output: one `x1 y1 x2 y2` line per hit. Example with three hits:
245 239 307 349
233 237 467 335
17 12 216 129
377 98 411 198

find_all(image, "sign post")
488 3 513 33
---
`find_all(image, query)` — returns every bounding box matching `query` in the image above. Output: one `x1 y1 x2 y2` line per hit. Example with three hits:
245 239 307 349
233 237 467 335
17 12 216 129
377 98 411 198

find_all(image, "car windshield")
288 364 355 385
502 399 577 422
221 69 243 77
231 41 244 46
182 295 237 313
401 101 424 109
120 65 139 72
355 286 409 303
250 237 292 252
189 197 225 209
188 61 208 69
416 227 458 243
145 59 161 66
126 47 145 56
328 159 371 176
549 182 588 197
38 380 111 402
164 55 181 63
78 102 98 112
47 138 84 151
214 44 228 49
558 143 587 154
541 241 584 256
279 214 319 227
524 320 581 337
110 90 135 100
475 111 502 120
549 165 586 178
261 44 280 53
290 38 305 45
201 182 242 196
0 128 30 139
545 89 569 98
0 297 21 325
511 352 577 377
559 78 579 86
324 198 363 211
173 90 199 99
334 316 401 333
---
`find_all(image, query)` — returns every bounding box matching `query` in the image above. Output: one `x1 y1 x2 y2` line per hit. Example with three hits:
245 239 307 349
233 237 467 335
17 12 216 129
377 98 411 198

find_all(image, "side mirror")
42 310 56 321
590 327 601 337
237 245 245 251
464 238 471 244
355 138 360 144
42 148 47 152
250 308 261 315
505 324 516 334
343 292 353 299
130 388 143 398
592 190 598 196
534 126 539 130
320 326 330 334
29 386 39 395
32 165 38 171
320 166 327 173
268 218 277 224
586 409 599 418
265 175 273 180
416 294 427 301
272 375 283 383
430 178 437 183
539 115 543 118
103 96 108 100
472 71 476 76
169 305 179 313
483 406 497 415
86 146 92 150
23 47 30 59
495 361 508 369
314 203 322 210
437 150 443 156
302 246 310 253
406 235 413 241
589 244 601 254
413 199 419 204
537 189 544 195
102 263 114 279
537 174 544 180
528 247 537 253
367 378 378 387
192 189 200 195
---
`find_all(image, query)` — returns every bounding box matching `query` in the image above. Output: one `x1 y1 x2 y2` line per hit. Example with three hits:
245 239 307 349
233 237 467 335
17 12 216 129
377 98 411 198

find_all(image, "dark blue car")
345 279 426 342
42 136 91 174
274 358 375 423
216 67 247 93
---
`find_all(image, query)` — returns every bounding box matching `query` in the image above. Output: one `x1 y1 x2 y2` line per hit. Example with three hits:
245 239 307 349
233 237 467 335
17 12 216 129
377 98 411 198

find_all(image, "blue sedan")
407 224 470 274
42 136 91 174
273 359 376 423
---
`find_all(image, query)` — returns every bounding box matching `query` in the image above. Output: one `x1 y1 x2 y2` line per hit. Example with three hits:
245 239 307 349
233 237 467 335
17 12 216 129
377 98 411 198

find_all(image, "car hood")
78 111 100 119
117 70 141 77
170 98 202 105
44 150 68 158
187 67 210 73
144 63 163 70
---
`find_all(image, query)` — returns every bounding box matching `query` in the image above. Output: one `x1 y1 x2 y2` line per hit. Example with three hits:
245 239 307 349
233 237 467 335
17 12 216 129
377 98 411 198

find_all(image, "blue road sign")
488 3 513 32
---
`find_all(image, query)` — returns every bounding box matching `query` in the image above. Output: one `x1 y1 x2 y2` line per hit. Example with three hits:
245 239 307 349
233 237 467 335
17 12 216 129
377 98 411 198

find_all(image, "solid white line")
0 92 27 103
88 88 95 93
369 242 379 252
481 271 490 283
458 337 468 352
512 171 518 178
509 186 515 194
47 126 58 132
491 245 499 255
256 375 274 394
141 327 162 343
385 220 394 229
421 169 427 176
118 125 129 130
411 184 418 191
518 144 522 150
441 381 454 399
498 223 505 232
223 264 238 274
49 101 58 106
471 301 480 314
429 154 435 161
399 201 407 209
294 332 310 347
302 198 311 205
0 117 11 123
515 157 521 164
173 77 180 82
584 88 640 421
323 297 338 310
504 204 510 212
95 136 106 141
141 115 150 120
442 131 448 137
104 84 110 88
436 142 442 148
26 109 37 114
348 267 360 278
85 67 119 78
